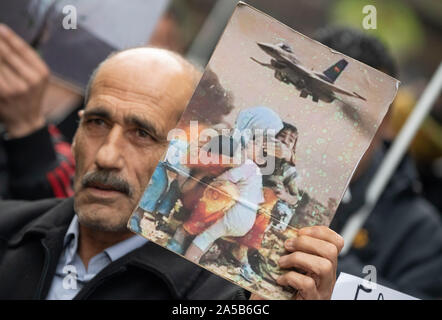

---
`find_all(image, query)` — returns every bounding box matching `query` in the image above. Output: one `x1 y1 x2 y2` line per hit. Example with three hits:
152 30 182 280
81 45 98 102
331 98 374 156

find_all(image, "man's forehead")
93 51 195 101
87 80 182 131
100 48 187 80
84 103 167 140
111 48 185 68
85 48 200 137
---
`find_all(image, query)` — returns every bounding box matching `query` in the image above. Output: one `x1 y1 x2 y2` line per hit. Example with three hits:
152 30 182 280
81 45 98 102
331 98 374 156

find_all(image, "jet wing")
309 72 367 101
278 56 314 78
263 54 367 102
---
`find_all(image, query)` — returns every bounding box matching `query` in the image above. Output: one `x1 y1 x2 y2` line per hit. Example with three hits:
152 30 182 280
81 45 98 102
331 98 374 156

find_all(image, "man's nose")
95 126 125 170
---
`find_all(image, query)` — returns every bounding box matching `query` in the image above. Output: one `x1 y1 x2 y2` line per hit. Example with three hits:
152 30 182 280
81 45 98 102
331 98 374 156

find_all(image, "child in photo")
231 122 300 282
264 122 300 229
166 134 264 263
167 106 284 263
129 138 190 232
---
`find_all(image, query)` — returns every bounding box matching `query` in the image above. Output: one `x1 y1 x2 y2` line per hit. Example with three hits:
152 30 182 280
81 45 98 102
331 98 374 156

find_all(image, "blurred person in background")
0 23 76 200
0 0 206 201
391 90 442 213
315 26 442 299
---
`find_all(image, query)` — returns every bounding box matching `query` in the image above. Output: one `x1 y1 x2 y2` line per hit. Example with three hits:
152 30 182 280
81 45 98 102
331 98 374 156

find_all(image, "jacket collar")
8 198 75 247
124 241 205 298
8 197 204 298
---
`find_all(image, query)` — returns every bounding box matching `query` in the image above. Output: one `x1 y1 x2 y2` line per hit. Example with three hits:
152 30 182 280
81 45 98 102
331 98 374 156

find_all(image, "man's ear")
71 136 76 160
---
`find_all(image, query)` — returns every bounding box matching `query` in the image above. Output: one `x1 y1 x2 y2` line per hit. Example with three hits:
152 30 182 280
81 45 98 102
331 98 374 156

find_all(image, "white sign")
331 272 419 300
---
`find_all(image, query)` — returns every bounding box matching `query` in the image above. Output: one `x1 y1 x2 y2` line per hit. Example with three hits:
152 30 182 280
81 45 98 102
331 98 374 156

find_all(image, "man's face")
72 49 197 232
277 129 297 150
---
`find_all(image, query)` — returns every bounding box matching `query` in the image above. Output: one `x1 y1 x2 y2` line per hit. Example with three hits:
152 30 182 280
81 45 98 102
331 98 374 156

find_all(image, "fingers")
0 24 49 137
284 234 338 269
0 24 48 76
277 226 343 299
0 62 28 97
0 40 40 84
249 293 267 300
298 225 344 253
277 271 319 300
0 24 49 92
0 74 10 99
0 24 50 101
278 251 334 289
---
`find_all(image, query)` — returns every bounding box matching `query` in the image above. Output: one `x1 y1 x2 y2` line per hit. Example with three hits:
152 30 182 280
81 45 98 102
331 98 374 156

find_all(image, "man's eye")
83 118 110 134
88 118 105 126
136 128 151 139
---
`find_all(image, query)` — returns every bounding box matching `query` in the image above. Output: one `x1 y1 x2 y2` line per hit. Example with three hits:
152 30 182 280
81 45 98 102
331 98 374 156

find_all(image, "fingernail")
278 256 287 267
285 239 295 250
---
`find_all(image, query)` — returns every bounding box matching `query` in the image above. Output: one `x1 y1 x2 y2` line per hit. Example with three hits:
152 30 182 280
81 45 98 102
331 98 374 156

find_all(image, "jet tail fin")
323 59 348 83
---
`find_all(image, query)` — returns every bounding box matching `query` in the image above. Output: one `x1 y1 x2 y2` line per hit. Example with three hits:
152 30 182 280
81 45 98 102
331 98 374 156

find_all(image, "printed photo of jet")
251 42 367 104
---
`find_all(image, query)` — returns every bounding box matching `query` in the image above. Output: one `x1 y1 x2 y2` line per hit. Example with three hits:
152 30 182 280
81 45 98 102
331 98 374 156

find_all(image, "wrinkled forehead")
100 49 188 86
87 49 197 132
92 50 194 101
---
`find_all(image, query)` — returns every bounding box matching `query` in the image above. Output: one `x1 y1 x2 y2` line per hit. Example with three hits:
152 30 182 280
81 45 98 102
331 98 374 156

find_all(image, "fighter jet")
251 42 367 103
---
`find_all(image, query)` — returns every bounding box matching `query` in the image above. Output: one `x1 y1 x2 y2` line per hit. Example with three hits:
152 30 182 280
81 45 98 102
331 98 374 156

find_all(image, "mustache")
81 170 133 197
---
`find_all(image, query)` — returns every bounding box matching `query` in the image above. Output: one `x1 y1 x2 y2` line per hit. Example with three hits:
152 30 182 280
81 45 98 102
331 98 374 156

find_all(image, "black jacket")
0 125 75 200
0 197 244 299
332 145 442 299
